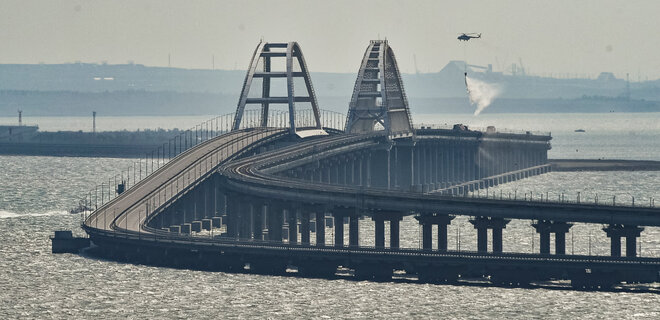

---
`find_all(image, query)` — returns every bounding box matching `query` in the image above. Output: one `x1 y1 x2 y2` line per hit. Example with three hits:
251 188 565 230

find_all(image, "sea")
1 112 659 319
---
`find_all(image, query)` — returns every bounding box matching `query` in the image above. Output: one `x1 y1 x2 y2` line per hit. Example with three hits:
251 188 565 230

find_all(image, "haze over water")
1 113 659 318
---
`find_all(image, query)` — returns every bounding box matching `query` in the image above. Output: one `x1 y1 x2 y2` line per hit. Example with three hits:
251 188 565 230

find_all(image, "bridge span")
78 40 660 290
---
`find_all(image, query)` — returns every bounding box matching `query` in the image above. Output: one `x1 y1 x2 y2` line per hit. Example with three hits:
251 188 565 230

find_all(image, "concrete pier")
603 224 644 257
416 213 454 252
315 211 325 246
50 230 90 253
469 216 510 253
533 221 572 255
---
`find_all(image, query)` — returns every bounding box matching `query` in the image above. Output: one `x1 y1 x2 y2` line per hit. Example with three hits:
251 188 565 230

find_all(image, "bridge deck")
82 129 660 283
84 128 286 233
223 132 660 226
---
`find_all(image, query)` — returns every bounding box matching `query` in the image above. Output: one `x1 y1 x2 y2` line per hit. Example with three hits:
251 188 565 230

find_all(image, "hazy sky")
2 0 659 80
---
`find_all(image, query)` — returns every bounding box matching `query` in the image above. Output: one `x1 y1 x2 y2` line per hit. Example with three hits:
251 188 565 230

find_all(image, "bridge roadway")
222 130 660 227
83 129 660 286
85 128 287 234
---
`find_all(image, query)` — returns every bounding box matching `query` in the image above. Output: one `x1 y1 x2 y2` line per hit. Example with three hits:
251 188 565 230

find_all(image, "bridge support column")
373 216 385 248
422 223 432 250
373 211 404 249
393 145 413 191
534 220 573 255
552 222 572 255
267 203 283 242
492 225 503 253
416 213 454 252
390 218 401 249
252 202 264 241
476 226 488 252
604 224 644 257
349 215 359 247
370 148 390 189
238 200 253 240
287 207 298 244
333 212 345 247
300 211 310 245
215 189 226 216
226 195 239 239
533 220 551 254
315 211 325 246
470 216 510 253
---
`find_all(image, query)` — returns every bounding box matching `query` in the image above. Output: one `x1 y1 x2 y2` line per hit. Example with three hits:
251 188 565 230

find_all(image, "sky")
1 0 659 80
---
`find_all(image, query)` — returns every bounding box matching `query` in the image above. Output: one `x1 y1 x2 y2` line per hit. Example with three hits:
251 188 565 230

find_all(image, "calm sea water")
1 113 659 319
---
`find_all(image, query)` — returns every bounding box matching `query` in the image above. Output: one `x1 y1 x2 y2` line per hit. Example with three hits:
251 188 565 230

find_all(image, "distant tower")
93 111 97 133
18 110 22 126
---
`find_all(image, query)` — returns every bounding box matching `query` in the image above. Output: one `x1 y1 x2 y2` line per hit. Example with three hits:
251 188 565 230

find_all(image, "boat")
574 129 586 133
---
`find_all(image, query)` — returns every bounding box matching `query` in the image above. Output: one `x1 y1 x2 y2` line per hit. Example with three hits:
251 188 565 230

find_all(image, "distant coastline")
1 90 658 117
0 129 181 158
1 62 659 117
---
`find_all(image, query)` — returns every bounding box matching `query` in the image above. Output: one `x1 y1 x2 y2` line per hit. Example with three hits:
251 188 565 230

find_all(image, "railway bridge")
79 41 660 289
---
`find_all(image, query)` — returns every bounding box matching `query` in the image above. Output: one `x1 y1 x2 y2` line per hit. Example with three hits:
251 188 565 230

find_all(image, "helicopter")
457 33 481 41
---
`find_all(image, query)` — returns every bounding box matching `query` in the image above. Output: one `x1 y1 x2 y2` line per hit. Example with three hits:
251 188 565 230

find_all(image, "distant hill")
1 62 659 117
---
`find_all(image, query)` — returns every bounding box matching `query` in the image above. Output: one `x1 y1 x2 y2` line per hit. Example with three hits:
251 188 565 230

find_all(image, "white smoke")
465 76 501 116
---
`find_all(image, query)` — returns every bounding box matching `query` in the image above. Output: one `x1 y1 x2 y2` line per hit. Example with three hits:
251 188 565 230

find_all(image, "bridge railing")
77 112 239 223
459 188 656 209
234 108 346 131
77 108 347 224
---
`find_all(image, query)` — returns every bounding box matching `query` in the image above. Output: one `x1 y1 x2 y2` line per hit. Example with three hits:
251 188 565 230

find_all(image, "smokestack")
18 110 22 126
93 111 97 133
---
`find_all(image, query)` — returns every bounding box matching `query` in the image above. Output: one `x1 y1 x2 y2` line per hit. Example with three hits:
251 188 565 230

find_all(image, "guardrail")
454 185 656 209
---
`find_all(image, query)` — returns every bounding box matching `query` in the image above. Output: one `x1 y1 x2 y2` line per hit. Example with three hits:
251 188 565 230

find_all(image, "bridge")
78 40 660 290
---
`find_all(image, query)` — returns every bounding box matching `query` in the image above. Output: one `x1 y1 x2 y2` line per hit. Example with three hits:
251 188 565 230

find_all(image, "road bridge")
78 40 660 290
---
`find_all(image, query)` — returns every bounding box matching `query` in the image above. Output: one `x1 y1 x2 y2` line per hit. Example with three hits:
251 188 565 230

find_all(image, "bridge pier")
370 148 390 189
287 207 298 244
300 210 310 245
333 212 344 247
469 216 510 253
415 213 454 251
603 224 644 257
267 202 284 242
533 220 573 255
332 207 360 247
392 144 414 192
349 215 359 247
239 200 253 240
207 180 217 218
315 210 325 246
252 202 264 241
225 194 239 239
372 210 404 249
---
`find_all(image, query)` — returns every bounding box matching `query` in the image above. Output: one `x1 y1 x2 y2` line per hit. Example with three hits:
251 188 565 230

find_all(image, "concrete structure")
78 41 660 290
50 230 90 253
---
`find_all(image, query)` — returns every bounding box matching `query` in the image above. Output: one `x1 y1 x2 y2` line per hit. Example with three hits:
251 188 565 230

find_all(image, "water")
1 113 660 319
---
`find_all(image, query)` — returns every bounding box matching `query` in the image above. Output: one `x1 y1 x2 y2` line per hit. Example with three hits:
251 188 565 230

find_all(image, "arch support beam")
345 40 414 139
233 41 323 134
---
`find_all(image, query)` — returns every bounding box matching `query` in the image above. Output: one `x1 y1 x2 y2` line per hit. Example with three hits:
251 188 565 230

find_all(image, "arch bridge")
81 41 660 289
